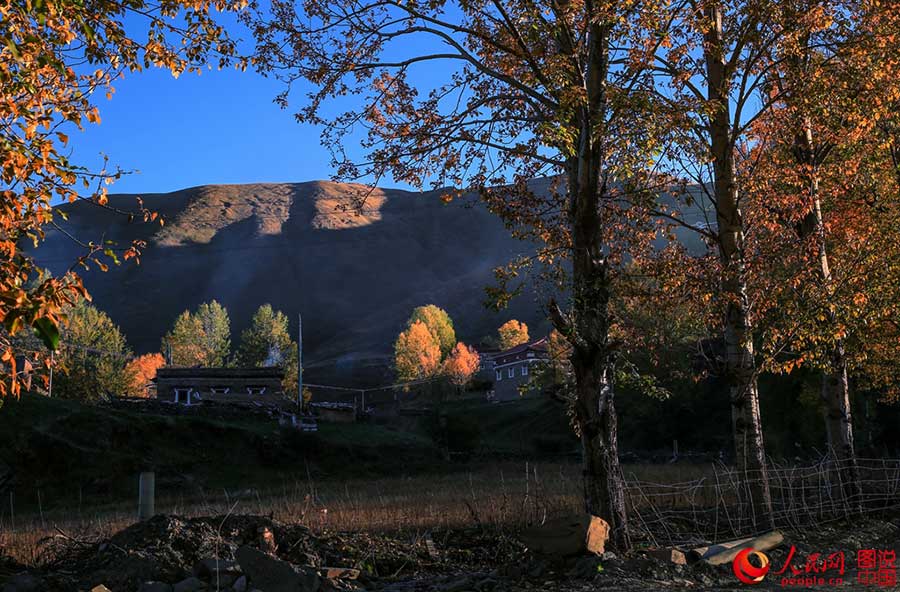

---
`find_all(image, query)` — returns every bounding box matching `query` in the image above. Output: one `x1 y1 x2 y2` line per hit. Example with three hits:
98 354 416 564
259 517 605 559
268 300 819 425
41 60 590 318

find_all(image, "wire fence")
625 456 900 547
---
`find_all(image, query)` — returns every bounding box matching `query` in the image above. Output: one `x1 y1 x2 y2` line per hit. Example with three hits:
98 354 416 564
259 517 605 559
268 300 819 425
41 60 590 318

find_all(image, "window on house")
507 367 514 378
495 370 502 381
174 387 194 405
247 385 267 395
210 386 230 395
521 365 528 376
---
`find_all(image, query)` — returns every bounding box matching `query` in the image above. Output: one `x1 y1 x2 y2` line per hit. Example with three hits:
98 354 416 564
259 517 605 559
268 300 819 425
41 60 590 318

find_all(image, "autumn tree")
125 353 166 397
54 301 134 401
442 342 481 388
738 2 900 497
409 305 456 358
249 0 672 548
238 304 292 364
648 0 794 525
0 0 243 399
237 303 300 394
497 320 530 351
394 320 442 382
163 300 232 367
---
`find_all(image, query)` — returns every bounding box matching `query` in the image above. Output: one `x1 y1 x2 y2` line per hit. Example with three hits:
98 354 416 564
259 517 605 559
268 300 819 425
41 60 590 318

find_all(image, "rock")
193 558 239 579
648 547 688 565
440 576 473 592
1 574 42 592
258 526 278 555
91 587 113 592
520 514 609 556
139 583 173 592
600 551 617 562
322 567 360 581
570 556 600 579
235 545 319 592
526 561 546 579
173 576 207 592
232 575 248 592
584 516 609 555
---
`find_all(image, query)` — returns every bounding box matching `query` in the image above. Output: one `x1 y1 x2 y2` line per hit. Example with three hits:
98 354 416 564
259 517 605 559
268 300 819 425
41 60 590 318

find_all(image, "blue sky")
69 62 334 195
66 10 452 196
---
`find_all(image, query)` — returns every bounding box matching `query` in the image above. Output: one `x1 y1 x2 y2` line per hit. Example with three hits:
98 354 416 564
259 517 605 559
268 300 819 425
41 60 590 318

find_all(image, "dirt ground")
2 511 898 592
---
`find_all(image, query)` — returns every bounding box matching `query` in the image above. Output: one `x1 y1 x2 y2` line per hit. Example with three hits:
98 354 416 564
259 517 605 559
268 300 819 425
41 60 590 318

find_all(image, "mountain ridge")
34 181 547 385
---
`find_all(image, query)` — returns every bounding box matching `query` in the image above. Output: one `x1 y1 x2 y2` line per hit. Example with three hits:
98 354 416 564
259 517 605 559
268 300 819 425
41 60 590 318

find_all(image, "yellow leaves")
394 319 442 381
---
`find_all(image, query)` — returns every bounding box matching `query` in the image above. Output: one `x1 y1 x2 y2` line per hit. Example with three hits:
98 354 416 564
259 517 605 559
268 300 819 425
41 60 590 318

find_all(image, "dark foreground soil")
1 513 898 592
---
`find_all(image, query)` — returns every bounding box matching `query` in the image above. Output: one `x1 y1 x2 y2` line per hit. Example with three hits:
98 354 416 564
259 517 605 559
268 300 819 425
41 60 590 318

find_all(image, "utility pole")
297 313 303 411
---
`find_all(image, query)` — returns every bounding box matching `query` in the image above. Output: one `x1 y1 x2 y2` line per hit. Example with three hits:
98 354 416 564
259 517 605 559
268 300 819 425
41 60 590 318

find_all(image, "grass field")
0 393 721 565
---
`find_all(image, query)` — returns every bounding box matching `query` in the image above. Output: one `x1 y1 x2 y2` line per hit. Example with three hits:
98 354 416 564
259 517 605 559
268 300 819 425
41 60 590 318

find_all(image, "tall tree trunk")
574 349 630 550
704 2 773 529
552 14 630 550
793 121 861 501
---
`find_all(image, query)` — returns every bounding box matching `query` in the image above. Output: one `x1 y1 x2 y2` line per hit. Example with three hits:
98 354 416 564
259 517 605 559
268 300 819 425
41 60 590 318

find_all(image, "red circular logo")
733 548 771 585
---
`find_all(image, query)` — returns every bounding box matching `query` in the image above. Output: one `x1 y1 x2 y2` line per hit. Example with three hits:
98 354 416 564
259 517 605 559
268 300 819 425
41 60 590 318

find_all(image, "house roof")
492 337 549 360
156 367 285 380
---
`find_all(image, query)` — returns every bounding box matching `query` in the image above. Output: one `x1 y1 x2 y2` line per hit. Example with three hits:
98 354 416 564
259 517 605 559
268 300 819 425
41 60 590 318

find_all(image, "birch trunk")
793 121 861 501
704 1 773 528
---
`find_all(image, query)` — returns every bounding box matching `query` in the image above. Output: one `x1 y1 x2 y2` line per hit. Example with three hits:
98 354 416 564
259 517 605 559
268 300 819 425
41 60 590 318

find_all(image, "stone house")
155 367 287 407
486 338 549 401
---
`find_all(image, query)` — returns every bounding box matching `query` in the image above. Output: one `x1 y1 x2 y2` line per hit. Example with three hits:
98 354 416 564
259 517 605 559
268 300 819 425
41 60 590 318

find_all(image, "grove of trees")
394 305 480 389
247 0 900 548
3 0 900 554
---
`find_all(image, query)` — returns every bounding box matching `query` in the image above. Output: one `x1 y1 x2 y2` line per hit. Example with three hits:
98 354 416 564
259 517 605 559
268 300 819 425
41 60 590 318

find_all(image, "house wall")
491 358 545 401
156 368 287 407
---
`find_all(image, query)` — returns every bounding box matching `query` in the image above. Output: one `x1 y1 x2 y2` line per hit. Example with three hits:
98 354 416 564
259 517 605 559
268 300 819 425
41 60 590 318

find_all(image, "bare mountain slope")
34 181 546 384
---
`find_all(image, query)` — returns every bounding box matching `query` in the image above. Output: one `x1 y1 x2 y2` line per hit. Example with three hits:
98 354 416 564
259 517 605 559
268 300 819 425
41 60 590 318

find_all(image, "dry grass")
0 462 714 566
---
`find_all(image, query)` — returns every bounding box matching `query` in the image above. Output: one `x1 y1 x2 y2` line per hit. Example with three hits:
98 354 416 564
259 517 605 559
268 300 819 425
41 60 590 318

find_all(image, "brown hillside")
34 181 546 385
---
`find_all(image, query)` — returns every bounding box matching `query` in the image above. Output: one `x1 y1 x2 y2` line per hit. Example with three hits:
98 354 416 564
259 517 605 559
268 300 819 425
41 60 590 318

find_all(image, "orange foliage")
442 342 480 386
125 353 166 397
0 0 242 399
394 320 441 381
498 320 529 351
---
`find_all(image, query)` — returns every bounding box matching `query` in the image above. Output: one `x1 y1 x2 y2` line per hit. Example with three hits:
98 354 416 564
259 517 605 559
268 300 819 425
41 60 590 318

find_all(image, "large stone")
91 586 113 592
520 514 611 557
584 515 610 555
1 574 42 592
321 568 359 581
138 583 173 592
232 575 248 592
648 547 688 565
173 576 206 592
234 546 319 592
193 558 239 579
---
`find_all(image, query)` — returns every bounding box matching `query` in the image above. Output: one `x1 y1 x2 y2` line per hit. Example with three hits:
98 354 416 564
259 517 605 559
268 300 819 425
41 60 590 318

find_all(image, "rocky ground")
1 513 898 592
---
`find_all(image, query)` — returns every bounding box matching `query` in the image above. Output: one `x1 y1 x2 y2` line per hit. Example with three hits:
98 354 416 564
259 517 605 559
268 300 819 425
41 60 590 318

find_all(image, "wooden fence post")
138 471 155 520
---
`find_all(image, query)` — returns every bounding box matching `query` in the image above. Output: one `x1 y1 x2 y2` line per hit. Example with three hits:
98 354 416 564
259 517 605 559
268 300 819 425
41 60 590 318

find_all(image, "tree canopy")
497 320 530 351
409 305 456 358
54 301 134 401
237 303 300 394
162 300 232 367
394 320 442 382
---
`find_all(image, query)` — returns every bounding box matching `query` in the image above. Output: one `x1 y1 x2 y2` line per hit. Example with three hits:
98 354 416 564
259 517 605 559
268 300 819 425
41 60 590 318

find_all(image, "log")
694 531 784 566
